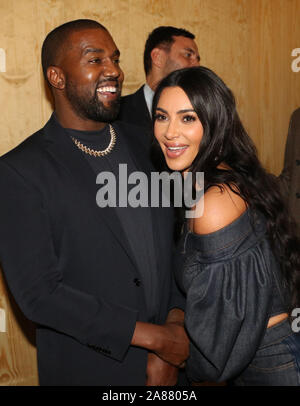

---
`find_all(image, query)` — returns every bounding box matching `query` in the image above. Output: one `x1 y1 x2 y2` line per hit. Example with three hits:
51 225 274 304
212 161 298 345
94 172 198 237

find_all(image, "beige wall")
0 0 299 385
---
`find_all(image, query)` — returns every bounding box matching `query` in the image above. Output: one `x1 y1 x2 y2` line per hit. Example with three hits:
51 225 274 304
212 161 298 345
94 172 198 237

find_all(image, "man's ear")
47 66 65 90
150 47 167 69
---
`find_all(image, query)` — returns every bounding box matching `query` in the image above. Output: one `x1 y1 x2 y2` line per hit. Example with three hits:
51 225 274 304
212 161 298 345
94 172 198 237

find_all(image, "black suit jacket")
118 85 152 133
0 115 183 385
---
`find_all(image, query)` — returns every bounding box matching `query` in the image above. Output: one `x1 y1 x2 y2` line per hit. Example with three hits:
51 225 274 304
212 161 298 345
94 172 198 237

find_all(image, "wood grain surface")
0 0 299 385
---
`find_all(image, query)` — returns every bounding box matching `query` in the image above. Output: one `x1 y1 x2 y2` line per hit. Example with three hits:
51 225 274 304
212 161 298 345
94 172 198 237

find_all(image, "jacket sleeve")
168 243 186 312
184 246 273 383
0 160 138 361
168 271 186 313
278 109 298 198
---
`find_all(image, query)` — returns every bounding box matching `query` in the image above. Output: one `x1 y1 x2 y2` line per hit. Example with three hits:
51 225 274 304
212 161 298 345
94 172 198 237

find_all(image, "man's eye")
89 58 101 64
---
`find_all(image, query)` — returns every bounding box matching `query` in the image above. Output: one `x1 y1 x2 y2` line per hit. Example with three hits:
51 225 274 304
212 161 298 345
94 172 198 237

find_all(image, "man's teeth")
97 86 117 93
168 146 187 150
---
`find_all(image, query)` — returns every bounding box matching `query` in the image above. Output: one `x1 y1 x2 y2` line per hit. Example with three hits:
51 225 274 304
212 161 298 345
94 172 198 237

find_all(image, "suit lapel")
136 86 151 122
41 115 141 273
115 122 170 281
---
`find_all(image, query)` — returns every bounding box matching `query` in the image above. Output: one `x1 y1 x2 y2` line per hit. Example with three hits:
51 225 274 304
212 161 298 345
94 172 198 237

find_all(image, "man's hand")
131 309 189 368
146 353 179 386
153 321 189 367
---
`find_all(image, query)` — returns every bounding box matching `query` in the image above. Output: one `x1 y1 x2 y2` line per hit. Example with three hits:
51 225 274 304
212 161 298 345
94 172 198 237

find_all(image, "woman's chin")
163 152 193 173
165 161 187 172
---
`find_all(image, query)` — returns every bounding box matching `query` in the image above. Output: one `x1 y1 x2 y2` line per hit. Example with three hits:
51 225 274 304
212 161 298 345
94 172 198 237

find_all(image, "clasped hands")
131 308 189 367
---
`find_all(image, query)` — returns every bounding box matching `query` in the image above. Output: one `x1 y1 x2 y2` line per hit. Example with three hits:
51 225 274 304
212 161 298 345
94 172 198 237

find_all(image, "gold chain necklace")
71 124 117 157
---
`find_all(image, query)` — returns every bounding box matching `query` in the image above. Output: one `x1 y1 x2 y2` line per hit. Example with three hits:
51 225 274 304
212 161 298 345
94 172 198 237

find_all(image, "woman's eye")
182 115 196 123
113 59 120 65
154 113 167 121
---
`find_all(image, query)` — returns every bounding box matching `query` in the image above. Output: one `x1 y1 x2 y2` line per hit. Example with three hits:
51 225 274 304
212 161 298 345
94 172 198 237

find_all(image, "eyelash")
154 114 196 123
89 58 101 63
154 113 165 120
182 115 196 122
89 58 120 64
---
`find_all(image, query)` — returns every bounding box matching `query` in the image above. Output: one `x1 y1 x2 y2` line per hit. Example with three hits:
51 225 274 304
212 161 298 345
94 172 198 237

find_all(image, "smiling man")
0 19 188 386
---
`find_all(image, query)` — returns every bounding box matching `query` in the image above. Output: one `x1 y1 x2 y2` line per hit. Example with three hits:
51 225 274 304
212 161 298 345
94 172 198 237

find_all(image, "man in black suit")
118 26 200 133
0 19 188 386
278 109 300 235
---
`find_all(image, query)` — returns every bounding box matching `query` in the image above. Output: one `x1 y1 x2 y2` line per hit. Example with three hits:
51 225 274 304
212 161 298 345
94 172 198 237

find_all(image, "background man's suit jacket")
118 85 167 172
0 115 183 385
118 85 152 133
279 108 300 232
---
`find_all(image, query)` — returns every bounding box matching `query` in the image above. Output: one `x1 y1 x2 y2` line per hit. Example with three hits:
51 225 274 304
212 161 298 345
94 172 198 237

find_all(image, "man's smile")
96 80 120 101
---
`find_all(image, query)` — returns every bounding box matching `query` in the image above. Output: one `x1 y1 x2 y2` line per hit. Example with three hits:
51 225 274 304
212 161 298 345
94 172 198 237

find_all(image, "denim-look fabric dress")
175 209 300 385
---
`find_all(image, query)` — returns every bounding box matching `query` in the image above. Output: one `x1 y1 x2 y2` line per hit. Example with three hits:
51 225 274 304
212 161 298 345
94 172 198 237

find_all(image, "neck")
146 71 163 91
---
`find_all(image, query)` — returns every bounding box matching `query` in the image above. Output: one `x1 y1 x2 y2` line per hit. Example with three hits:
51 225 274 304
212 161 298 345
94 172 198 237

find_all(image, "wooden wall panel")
0 0 299 385
245 0 300 171
0 271 37 385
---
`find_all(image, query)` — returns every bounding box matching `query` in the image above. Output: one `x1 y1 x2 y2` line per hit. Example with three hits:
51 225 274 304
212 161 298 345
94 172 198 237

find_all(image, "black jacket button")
296 159 300 166
133 278 141 286
296 192 300 198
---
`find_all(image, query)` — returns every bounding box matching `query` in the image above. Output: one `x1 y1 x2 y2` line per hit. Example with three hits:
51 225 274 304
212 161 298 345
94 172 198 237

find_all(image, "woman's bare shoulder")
192 185 247 235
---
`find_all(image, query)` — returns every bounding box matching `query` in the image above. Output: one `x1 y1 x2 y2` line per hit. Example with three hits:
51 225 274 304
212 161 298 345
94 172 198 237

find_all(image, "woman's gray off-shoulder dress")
175 209 300 385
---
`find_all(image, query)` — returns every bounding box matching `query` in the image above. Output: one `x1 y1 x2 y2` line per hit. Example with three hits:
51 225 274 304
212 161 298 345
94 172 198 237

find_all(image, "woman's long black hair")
152 66 300 312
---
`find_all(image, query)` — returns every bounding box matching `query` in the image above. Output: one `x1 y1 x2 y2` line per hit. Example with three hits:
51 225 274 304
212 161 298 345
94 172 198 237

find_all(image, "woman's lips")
164 144 189 158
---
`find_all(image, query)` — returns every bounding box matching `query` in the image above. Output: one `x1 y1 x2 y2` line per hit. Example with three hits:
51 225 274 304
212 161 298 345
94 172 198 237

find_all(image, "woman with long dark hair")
152 66 300 385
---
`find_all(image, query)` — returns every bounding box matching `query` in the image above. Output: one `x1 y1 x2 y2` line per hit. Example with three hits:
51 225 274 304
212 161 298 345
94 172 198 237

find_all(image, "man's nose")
190 56 200 67
103 59 121 78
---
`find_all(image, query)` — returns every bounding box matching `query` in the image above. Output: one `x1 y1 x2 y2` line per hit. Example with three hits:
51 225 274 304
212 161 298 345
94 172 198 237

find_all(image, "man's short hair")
143 26 195 76
41 19 107 83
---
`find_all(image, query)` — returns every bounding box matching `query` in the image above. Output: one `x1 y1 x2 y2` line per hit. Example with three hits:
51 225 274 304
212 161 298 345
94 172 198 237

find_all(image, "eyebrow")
156 107 195 114
83 48 104 55
83 48 120 57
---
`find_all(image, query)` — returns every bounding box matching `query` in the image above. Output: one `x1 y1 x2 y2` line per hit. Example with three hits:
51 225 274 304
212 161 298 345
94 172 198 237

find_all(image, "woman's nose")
164 120 179 140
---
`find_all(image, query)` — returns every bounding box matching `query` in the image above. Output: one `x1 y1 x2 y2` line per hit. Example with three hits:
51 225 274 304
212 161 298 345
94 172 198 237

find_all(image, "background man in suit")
279 108 300 234
118 26 200 133
0 19 188 386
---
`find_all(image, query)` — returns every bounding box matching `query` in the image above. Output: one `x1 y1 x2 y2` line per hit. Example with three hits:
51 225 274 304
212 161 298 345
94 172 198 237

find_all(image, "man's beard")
164 57 183 77
65 81 121 123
